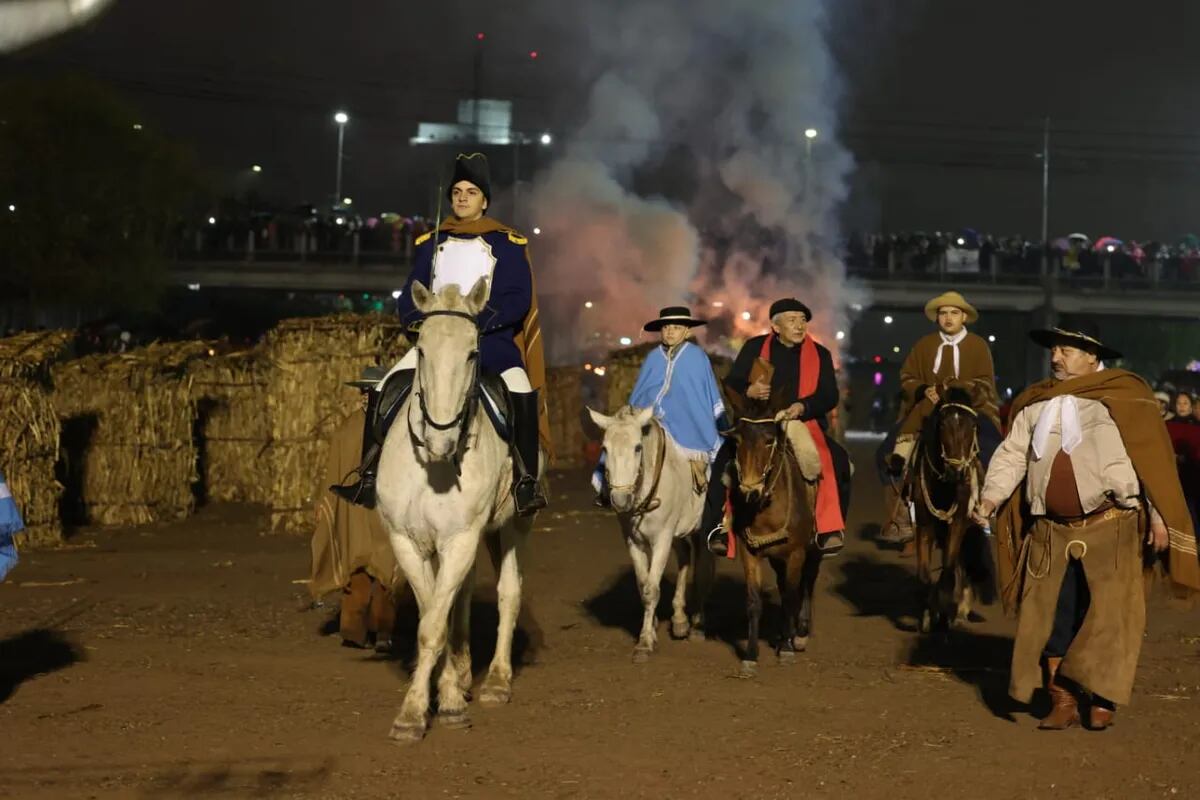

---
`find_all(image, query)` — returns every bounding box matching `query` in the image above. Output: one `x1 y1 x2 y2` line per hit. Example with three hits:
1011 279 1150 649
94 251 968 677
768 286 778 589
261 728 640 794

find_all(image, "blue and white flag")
0 468 23 581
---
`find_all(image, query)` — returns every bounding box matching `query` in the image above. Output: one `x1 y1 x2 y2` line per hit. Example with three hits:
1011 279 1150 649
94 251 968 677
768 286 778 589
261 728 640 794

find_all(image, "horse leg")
737 551 763 678
771 556 798 663
945 516 972 628
914 520 938 634
634 533 671 661
795 544 820 651
688 531 715 642
669 537 691 640
436 562 474 727
480 519 529 706
390 532 477 743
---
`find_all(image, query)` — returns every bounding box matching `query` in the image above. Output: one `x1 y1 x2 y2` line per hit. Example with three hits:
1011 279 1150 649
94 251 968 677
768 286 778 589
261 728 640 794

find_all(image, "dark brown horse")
911 384 993 633
726 398 821 678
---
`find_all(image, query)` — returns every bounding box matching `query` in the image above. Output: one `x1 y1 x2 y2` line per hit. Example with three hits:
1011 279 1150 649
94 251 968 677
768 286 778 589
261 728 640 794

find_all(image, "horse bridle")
605 417 666 516
411 309 481 470
734 417 785 500
919 401 981 522
931 402 980 474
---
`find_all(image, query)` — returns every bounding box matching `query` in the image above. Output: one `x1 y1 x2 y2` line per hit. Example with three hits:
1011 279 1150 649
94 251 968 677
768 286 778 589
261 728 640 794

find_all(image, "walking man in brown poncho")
973 321 1200 730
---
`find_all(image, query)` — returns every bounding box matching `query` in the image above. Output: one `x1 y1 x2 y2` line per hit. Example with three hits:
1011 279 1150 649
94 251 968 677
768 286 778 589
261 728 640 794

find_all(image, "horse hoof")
388 718 427 744
670 620 690 640
479 683 512 707
777 650 797 665
632 646 653 664
436 709 472 730
688 627 707 643
735 660 758 679
793 636 809 652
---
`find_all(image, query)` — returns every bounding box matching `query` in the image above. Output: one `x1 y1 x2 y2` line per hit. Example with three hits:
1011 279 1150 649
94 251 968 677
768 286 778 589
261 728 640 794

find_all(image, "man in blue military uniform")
332 153 548 515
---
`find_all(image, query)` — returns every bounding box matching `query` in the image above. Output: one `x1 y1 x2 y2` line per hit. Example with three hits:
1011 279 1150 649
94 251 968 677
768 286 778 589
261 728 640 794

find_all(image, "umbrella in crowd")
1094 236 1124 253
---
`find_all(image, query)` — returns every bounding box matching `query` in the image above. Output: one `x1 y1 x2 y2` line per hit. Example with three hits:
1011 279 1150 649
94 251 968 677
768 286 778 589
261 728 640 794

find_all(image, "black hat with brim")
1029 322 1122 361
447 152 491 206
643 306 708 332
768 297 813 321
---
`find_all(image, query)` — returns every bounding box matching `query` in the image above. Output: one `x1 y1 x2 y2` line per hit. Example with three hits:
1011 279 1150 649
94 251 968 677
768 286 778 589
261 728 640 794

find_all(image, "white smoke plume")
528 0 866 365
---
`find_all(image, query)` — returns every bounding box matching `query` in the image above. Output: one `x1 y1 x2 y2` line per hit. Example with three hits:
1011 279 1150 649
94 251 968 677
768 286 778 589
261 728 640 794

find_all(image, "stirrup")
330 472 377 510
705 525 729 556
513 476 547 516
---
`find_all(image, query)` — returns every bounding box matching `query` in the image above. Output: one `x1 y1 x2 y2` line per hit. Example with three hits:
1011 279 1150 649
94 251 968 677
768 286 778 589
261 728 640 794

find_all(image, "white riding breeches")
379 348 531 394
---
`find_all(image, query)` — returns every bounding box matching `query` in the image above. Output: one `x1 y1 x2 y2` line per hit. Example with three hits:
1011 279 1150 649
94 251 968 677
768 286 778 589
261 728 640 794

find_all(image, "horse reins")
411 309 481 473
606 417 666 516
734 417 805 546
918 401 981 523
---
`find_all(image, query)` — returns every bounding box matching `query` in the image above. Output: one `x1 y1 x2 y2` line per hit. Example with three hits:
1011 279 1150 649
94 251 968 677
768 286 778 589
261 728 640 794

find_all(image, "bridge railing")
170 243 1200 293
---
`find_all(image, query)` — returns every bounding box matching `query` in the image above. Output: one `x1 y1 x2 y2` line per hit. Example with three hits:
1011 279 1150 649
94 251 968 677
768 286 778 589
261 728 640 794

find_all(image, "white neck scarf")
932 328 968 378
1032 395 1083 460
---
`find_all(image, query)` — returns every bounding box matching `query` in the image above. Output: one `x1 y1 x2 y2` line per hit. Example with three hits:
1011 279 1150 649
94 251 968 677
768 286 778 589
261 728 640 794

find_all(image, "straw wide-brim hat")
924 291 979 323
643 306 708 332
1029 321 1122 361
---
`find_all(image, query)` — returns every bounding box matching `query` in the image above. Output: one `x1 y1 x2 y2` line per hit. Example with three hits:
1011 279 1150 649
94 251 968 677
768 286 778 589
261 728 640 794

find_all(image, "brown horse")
726 400 822 678
910 384 992 633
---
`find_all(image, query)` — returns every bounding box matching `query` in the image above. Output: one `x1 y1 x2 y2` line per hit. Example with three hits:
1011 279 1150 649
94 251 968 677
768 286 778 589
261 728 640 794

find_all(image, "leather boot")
330 370 413 509
510 390 548 516
1087 696 1116 731
1038 656 1080 730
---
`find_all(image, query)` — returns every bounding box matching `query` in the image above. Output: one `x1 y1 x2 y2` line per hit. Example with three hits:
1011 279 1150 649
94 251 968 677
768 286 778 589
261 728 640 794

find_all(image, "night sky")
10 0 1200 238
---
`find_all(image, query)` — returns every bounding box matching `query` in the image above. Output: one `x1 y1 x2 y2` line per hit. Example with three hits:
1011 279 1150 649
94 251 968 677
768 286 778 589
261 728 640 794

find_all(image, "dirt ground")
2 442 1198 800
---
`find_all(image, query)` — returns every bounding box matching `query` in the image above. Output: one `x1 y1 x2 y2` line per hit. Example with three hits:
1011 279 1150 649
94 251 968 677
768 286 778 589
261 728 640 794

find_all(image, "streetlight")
333 111 349 204
251 164 263 173
540 132 553 146
804 127 818 160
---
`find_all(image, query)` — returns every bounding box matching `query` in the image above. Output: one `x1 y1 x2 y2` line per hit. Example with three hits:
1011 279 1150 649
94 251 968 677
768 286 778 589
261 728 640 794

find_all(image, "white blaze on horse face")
415 285 480 460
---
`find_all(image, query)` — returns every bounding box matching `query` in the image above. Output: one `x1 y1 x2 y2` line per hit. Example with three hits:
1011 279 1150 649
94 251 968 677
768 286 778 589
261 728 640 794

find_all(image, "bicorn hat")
447 152 491 206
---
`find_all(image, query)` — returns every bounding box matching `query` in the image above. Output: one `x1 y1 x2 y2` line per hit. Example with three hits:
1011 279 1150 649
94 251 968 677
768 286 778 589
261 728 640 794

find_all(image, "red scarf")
760 334 845 534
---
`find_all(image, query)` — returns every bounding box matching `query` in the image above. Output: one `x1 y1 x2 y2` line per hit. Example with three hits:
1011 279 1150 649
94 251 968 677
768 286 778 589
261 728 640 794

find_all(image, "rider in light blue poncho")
0 469 23 581
593 306 728 500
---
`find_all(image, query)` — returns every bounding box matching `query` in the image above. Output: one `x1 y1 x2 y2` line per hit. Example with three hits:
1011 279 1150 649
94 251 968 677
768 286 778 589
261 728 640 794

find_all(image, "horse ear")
465 277 489 315
634 406 654 428
411 280 434 313
586 407 612 431
723 383 745 419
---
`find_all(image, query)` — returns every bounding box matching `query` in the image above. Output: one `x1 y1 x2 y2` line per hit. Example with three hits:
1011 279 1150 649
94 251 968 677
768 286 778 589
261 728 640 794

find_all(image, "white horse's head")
410 277 488 461
588 405 654 513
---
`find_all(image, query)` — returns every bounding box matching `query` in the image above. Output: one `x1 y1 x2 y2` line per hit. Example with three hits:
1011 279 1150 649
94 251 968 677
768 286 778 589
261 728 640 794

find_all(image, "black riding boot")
701 440 735 555
510 390 548 516
330 370 413 509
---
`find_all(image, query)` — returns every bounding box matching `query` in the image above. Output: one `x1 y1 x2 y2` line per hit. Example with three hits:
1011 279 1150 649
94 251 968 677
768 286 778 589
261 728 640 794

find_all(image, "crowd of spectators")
844 230 1200 283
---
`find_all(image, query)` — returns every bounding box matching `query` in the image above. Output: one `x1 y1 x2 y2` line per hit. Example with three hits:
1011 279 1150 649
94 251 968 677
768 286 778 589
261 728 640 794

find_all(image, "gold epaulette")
506 231 528 246
414 231 433 246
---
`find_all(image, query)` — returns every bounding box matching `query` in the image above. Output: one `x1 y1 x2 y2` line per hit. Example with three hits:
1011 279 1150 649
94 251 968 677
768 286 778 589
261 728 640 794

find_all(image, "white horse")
376 278 538 743
588 406 714 662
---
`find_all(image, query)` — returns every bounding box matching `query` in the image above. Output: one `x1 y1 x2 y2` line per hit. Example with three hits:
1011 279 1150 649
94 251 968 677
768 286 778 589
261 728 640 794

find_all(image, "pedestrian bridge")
169 254 1200 318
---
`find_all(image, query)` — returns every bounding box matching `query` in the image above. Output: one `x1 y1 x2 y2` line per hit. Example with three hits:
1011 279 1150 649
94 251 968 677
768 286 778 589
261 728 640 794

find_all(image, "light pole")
333 111 349 204
804 127 818 162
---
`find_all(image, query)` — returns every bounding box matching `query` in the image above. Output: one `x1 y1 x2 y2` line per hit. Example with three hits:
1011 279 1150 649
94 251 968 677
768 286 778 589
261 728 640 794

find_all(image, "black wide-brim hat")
1029 321 1122 361
643 306 708 332
447 152 491 205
